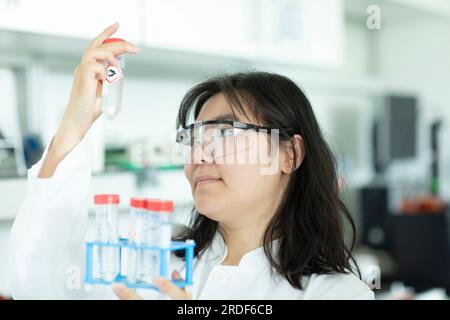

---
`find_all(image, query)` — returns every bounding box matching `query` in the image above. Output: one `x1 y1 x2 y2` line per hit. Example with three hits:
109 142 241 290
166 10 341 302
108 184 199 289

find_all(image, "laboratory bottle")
126 197 147 284
101 38 126 120
93 194 120 281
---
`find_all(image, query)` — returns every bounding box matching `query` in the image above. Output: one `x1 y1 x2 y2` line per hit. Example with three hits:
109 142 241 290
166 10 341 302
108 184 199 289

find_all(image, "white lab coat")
7 128 375 300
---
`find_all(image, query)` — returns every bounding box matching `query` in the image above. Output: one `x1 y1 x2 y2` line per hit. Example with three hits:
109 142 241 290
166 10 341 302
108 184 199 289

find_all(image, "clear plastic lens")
176 123 258 164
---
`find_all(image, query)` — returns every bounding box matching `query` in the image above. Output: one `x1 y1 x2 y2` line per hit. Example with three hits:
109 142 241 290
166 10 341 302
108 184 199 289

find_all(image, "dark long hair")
174 71 359 289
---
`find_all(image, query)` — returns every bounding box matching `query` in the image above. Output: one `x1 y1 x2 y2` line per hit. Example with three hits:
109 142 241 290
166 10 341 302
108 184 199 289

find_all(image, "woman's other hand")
112 271 192 300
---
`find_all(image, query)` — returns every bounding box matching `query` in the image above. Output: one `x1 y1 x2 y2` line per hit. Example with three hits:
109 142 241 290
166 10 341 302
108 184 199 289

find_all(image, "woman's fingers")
112 271 192 300
112 283 143 300
172 270 183 280
84 24 140 68
82 42 139 67
100 41 141 55
90 22 120 48
172 270 193 297
153 275 192 300
76 62 106 81
82 48 120 67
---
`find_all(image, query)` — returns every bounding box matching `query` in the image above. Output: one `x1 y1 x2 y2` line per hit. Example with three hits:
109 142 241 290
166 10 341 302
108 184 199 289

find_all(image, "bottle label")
104 64 123 84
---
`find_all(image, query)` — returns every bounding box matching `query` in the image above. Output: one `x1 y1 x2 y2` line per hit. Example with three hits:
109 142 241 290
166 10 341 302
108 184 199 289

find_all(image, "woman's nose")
192 140 215 164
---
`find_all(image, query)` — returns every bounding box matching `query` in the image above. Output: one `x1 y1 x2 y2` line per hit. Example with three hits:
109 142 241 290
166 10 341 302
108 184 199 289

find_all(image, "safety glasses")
174 120 294 165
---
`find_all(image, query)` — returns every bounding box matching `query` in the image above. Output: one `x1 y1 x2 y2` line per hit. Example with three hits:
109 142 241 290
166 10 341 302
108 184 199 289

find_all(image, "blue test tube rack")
85 238 195 290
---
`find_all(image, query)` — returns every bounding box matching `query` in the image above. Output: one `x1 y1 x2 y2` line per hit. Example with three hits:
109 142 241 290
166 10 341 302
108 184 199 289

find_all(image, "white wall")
375 17 450 200
305 18 376 185
342 17 374 77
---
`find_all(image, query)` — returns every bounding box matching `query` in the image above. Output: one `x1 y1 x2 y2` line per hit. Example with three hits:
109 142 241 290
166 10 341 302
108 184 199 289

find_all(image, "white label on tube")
105 65 123 84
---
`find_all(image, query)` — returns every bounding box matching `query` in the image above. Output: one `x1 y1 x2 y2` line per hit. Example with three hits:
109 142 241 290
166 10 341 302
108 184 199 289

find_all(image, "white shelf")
0 0 345 69
0 28 330 72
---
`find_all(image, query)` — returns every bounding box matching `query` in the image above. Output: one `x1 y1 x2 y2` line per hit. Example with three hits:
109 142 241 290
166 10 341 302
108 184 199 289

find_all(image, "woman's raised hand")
39 23 140 178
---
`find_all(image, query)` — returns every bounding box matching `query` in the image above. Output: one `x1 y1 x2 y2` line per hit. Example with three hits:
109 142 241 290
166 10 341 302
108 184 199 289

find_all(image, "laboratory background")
1 0 450 300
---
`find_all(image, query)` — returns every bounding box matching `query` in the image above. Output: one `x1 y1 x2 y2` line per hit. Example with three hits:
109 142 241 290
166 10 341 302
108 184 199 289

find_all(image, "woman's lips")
195 175 221 186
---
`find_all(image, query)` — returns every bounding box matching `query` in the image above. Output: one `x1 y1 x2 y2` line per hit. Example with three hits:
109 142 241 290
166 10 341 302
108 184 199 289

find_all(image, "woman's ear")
280 134 305 174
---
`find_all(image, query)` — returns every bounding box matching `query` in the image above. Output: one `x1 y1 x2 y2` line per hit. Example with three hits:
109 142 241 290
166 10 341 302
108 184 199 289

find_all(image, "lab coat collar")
203 230 280 271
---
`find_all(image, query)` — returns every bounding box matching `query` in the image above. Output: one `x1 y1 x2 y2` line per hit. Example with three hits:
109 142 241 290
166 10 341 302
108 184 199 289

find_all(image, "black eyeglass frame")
176 120 296 144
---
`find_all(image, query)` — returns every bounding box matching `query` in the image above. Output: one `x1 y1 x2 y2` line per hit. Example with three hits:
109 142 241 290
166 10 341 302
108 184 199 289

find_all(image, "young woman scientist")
7 23 374 300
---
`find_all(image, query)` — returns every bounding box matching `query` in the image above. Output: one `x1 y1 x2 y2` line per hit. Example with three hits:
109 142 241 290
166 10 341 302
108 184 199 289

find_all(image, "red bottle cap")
130 198 147 209
103 38 125 44
94 194 120 205
146 199 173 213
160 200 174 212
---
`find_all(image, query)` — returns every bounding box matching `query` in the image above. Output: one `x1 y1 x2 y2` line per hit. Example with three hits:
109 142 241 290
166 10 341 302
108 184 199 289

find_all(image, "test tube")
157 200 173 279
93 194 120 282
126 197 147 284
101 38 126 120
141 199 164 283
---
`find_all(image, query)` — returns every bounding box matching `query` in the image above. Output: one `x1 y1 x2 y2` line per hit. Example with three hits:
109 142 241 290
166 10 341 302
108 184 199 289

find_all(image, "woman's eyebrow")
210 113 237 121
